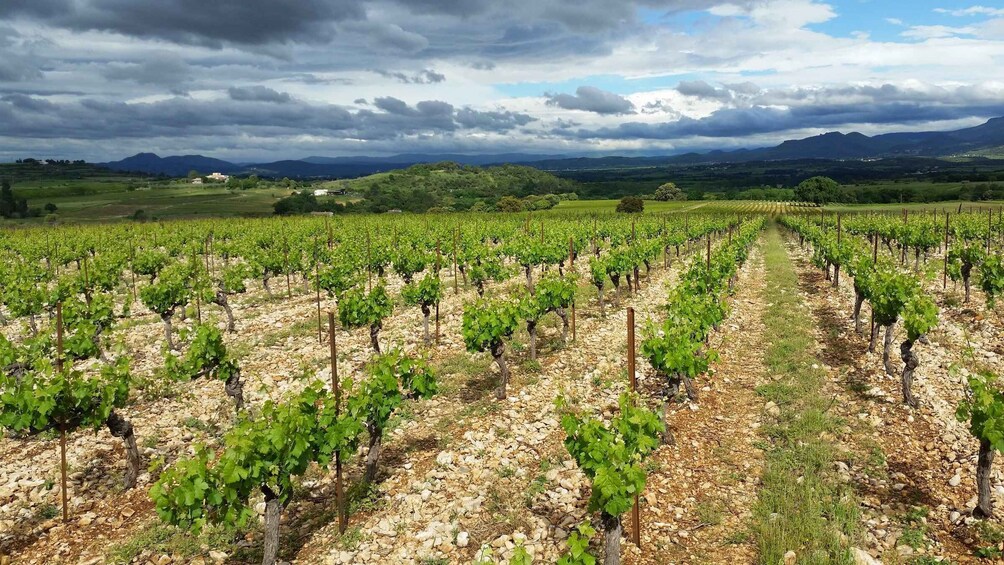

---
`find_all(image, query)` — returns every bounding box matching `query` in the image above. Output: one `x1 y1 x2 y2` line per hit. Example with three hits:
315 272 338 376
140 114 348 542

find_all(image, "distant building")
191 177 203 185
313 189 328 196
207 172 230 181
387 209 402 214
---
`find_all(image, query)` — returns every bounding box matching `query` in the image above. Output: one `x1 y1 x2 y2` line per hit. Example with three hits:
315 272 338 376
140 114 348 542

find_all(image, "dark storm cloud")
545 86 635 115
0 94 535 141
372 69 446 84
676 80 733 100
569 102 1004 140
0 0 365 47
100 54 192 89
0 56 42 82
227 86 293 103
454 108 536 129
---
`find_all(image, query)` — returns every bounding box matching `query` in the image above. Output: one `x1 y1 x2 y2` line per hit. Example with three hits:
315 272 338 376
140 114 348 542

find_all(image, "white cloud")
2 0 1004 159
901 25 978 39
934 6 1004 17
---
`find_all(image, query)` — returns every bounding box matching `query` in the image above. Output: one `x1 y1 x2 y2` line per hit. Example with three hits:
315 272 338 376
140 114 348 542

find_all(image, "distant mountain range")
99 117 1004 178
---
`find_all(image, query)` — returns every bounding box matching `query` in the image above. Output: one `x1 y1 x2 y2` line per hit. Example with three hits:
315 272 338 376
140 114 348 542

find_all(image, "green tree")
496 196 524 213
654 182 686 201
616 196 644 213
794 176 841 204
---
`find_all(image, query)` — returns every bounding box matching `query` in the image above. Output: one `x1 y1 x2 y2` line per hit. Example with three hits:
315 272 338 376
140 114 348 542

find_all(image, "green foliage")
164 324 239 383
62 293 115 360
140 262 191 316
219 263 251 295
615 196 644 213
402 273 443 309
317 260 357 298
557 522 597 565
392 248 429 283
496 195 524 213
508 543 533 565
654 182 686 202
461 299 520 354
150 383 361 533
535 273 577 312
980 255 1004 306
794 176 842 204
902 295 938 341
870 268 920 327
558 392 663 518
0 356 131 434
132 249 170 281
958 371 1004 455
338 285 393 329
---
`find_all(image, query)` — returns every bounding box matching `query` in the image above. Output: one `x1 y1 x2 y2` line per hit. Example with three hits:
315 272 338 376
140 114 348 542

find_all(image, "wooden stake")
366 229 372 293
627 307 640 548
944 213 950 290
315 242 323 345
56 303 68 522
436 243 442 344
328 312 346 534
569 237 576 341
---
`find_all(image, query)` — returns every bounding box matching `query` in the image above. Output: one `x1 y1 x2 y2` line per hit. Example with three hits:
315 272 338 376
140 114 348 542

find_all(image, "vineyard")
0 208 1003 565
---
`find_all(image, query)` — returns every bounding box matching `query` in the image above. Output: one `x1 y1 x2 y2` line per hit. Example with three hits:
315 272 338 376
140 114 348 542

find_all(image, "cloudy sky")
1 0 1003 162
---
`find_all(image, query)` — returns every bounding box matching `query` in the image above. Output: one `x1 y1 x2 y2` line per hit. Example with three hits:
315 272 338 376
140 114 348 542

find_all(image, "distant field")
553 200 812 215
821 200 1004 213
554 199 1004 216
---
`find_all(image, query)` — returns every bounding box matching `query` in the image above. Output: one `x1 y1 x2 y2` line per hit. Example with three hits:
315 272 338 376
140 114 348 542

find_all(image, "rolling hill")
96 116 1004 178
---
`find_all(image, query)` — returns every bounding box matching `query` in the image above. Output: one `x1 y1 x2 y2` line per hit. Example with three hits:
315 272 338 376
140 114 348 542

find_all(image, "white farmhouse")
207 172 230 181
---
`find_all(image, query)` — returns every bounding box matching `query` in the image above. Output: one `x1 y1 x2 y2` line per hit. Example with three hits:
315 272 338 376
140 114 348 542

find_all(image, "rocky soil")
3 227 1002 564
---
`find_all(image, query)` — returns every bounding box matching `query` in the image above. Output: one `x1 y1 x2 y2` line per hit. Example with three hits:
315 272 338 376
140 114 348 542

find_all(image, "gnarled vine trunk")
601 511 622 565
883 323 896 376
596 286 605 316
225 370 245 412
365 428 382 483
106 411 140 490
527 320 538 361
421 304 431 344
976 438 995 518
852 290 865 334
492 342 509 400
261 488 282 565
556 308 569 343
868 313 878 353
963 263 973 303
214 291 236 333
161 312 176 350
832 264 840 288
900 339 919 408
681 371 698 402
369 323 381 353
524 266 535 295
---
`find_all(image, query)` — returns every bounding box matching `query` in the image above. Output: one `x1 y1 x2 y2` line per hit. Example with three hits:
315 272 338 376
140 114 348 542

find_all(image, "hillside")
95 117 1004 179
306 161 579 213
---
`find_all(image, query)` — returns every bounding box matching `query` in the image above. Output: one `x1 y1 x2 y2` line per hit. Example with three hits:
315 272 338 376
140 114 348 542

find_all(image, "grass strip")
751 225 858 565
